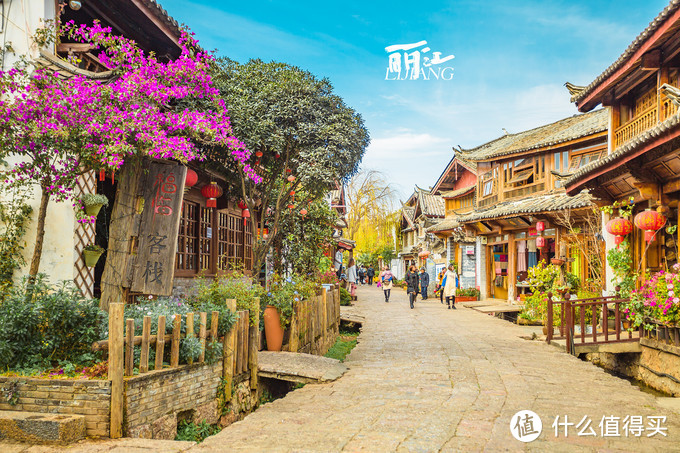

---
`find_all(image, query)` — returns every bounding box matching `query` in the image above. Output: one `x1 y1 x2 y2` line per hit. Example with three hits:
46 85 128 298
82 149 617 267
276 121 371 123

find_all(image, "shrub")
339 287 352 306
0 275 105 370
456 288 480 299
191 272 264 326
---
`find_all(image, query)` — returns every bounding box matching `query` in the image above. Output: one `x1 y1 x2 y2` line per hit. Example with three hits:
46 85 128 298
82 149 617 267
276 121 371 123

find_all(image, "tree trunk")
27 188 50 281
100 161 144 311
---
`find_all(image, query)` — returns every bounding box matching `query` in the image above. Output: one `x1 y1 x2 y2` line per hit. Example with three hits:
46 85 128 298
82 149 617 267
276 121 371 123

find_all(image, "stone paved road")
192 285 680 452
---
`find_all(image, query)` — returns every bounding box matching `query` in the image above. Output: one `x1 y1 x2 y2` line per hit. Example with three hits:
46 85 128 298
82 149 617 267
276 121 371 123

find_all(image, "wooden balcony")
614 104 657 149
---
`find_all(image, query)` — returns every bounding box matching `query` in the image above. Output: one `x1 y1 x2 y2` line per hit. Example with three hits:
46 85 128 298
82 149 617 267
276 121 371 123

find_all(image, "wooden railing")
614 104 658 149
288 285 340 355
546 291 642 354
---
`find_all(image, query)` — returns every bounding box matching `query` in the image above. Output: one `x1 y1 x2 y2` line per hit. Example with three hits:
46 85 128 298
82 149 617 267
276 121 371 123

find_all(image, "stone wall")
0 377 110 437
585 338 680 396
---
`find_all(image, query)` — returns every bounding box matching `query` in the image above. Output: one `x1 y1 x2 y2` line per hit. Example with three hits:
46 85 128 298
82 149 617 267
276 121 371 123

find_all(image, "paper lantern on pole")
634 209 667 243
536 221 545 232
201 182 223 208
605 217 633 247
536 236 546 248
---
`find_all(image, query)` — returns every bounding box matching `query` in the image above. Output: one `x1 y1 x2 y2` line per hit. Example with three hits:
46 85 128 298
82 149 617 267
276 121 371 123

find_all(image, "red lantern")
536 236 546 248
286 168 292 173
255 151 263 158
605 217 633 247
185 169 198 188
536 221 545 232
634 209 667 243
290 190 295 196
287 175 295 182
287 204 295 210
300 208 308 217
201 182 223 208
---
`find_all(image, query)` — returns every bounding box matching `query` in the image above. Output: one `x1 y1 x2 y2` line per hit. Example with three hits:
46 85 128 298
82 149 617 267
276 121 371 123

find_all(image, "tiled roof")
441 186 475 199
457 191 594 223
402 205 416 228
35 51 113 80
571 0 680 106
565 112 680 190
142 0 183 39
458 109 607 162
417 188 445 217
427 218 460 233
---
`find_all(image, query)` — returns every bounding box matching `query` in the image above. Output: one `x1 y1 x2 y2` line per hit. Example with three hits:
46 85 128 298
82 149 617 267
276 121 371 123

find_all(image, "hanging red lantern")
275 153 280 159
285 168 292 173
255 151 263 158
201 182 223 208
634 209 667 243
290 190 295 196
605 217 633 247
536 221 545 232
536 236 546 248
184 168 198 194
287 175 295 182
287 204 295 210
300 208 308 217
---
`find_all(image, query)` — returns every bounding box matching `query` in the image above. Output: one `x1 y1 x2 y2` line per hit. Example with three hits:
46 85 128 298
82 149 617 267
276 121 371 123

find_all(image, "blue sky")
160 0 669 199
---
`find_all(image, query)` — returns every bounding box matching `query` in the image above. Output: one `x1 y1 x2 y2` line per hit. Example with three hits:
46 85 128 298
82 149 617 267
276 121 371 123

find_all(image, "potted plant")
261 275 297 351
80 193 109 217
82 244 105 267
455 287 480 302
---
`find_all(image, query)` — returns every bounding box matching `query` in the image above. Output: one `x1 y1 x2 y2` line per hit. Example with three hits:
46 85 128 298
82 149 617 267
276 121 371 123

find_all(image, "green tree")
207 59 369 279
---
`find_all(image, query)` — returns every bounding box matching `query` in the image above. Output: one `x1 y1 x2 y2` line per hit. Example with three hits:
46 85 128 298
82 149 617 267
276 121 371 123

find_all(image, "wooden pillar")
321 288 328 349
109 303 124 439
508 235 516 303
289 299 299 352
223 299 237 403
249 299 259 390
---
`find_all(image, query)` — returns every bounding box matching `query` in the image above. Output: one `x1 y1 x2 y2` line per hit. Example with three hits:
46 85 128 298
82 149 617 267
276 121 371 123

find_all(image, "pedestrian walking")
405 265 420 309
381 267 393 302
436 268 446 304
442 264 459 309
367 265 375 285
358 266 365 285
419 268 430 300
347 258 357 299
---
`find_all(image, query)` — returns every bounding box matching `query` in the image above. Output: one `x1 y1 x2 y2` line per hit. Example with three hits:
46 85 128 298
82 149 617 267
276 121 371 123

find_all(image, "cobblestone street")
191 285 680 452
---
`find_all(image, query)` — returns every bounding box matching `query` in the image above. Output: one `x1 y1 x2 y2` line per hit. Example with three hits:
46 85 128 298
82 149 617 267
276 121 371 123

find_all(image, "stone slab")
258 351 348 383
0 411 85 444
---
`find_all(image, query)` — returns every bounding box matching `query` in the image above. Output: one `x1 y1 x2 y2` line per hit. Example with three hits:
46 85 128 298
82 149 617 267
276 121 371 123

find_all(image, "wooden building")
565 0 680 289
455 110 608 302
427 157 478 288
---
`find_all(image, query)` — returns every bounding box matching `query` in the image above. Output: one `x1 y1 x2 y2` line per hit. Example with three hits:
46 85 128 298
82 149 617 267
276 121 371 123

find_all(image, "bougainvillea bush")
624 265 680 330
0 21 258 280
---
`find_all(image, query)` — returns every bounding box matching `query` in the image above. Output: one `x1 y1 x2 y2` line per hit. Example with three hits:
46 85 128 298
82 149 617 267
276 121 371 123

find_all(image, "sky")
160 0 670 199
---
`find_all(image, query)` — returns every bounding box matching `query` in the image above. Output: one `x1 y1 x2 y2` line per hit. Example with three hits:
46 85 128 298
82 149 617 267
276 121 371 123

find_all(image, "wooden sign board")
131 162 186 295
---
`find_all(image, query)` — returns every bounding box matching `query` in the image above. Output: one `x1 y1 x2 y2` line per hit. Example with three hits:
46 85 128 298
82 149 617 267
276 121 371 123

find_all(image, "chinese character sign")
131 162 186 295
385 40 455 80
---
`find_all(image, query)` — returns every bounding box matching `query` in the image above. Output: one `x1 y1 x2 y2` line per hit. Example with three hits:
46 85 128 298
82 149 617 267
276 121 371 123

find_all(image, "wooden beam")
641 49 662 70
663 178 680 194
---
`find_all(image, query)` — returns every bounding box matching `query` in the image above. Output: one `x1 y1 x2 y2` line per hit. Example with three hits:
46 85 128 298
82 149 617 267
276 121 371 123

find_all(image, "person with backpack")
358 266 365 285
381 267 394 302
442 263 459 309
405 265 420 309
419 268 430 300
436 268 446 304
367 265 375 285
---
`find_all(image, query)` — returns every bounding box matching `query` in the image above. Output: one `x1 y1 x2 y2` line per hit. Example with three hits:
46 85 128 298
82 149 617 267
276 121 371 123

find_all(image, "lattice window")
73 172 96 298
245 220 253 270
176 201 199 272
199 207 212 271
217 211 230 271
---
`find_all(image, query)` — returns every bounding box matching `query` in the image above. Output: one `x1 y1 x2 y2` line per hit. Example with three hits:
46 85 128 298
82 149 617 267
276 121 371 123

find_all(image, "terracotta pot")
550 258 565 266
542 325 549 336
263 305 284 351
83 250 103 267
85 203 104 217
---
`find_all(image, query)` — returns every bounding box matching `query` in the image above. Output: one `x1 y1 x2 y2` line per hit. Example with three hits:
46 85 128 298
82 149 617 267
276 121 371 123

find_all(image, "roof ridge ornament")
659 83 680 107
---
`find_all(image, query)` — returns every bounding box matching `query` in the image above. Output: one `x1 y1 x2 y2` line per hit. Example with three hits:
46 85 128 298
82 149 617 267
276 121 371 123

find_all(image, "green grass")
324 332 358 362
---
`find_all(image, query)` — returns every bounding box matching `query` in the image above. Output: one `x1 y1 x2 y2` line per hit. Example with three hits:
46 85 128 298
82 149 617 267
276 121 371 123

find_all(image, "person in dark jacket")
366 266 375 285
405 265 420 309
419 268 430 300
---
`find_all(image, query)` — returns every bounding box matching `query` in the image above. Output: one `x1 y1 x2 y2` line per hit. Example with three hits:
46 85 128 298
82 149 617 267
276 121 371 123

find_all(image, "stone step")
0 411 86 444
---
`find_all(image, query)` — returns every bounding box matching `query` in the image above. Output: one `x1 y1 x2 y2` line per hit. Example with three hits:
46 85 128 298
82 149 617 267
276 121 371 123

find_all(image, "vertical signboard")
131 162 186 295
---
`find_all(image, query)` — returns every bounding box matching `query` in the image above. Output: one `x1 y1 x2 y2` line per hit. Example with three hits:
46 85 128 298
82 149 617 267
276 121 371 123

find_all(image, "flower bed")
625 265 680 331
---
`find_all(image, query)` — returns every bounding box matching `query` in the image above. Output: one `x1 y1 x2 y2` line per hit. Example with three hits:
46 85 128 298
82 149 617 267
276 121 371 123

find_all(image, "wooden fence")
546 292 642 354
103 299 259 438
287 285 340 354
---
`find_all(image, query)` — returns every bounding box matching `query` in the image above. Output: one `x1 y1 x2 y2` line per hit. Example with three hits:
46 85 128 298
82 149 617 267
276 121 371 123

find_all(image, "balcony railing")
614 104 657 149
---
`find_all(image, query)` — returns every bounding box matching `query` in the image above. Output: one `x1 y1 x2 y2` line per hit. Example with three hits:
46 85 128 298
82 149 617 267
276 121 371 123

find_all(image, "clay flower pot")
83 250 103 267
84 203 104 217
551 258 565 266
263 305 284 351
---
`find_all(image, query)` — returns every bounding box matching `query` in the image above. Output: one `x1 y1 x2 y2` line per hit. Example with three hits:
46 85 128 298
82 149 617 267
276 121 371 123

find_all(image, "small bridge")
258 351 348 384
546 292 642 355
340 306 365 325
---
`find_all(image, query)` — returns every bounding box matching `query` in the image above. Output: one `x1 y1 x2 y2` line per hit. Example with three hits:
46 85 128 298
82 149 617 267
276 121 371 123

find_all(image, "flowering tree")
0 22 257 299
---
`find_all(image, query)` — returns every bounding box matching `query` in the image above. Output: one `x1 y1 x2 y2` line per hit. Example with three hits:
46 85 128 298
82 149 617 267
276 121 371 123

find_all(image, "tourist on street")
347 258 357 299
377 267 385 289
367 265 375 285
442 264 459 309
436 268 446 304
382 267 394 302
405 265 420 309
358 266 365 285
419 268 430 300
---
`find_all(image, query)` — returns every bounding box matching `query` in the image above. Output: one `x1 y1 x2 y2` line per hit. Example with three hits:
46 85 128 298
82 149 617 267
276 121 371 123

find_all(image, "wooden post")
199 312 207 363
546 292 553 343
139 316 151 373
249 299 259 390
210 311 219 341
186 312 195 365
109 303 124 439
124 318 134 376
289 299 299 353
171 314 181 367
223 299 236 403
155 315 166 371
321 288 328 350
241 310 248 374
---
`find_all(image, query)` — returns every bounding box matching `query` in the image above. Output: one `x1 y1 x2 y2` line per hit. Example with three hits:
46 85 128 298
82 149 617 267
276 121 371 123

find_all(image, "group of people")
357 265 376 285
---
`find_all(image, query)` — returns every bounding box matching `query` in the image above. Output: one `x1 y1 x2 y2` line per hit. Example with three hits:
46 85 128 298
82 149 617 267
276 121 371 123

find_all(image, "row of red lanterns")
605 209 667 246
